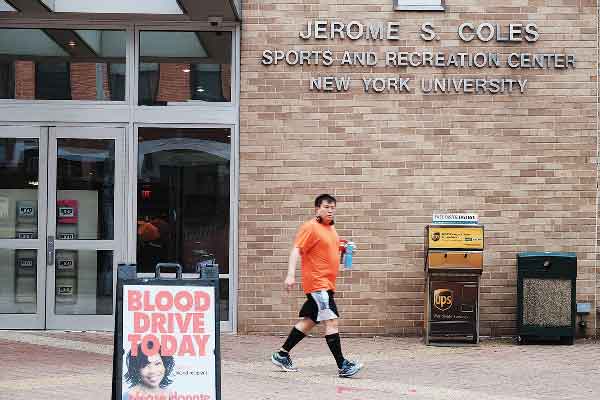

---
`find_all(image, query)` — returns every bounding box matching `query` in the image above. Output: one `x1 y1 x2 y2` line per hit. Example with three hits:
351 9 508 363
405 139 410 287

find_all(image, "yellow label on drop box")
428 226 484 249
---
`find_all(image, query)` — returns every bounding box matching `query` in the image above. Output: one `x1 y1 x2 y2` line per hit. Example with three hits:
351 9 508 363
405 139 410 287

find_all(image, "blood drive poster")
121 285 216 400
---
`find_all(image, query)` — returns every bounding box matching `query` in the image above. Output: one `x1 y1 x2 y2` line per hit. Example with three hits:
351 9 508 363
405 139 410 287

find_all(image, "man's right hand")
284 274 296 291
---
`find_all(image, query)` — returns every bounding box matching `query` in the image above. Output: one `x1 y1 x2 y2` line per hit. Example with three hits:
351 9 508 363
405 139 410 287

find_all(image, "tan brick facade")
14 61 35 100
222 64 232 102
70 63 111 100
238 0 599 337
156 63 191 103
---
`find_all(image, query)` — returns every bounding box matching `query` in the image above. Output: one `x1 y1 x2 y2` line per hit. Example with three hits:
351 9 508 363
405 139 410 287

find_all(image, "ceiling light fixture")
68 40 77 47
182 68 191 73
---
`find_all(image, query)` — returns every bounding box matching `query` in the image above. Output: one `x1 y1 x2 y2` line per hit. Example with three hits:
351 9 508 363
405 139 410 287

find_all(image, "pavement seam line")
0 331 112 355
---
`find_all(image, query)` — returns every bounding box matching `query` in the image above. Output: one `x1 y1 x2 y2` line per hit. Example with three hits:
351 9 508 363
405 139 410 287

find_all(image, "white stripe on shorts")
310 290 338 322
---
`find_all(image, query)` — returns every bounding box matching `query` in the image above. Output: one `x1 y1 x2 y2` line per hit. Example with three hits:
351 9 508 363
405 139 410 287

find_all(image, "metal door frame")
0 125 48 329
131 123 237 333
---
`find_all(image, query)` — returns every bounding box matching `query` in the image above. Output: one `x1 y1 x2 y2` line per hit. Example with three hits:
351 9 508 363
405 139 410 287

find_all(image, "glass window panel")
109 63 126 102
54 250 113 315
138 31 232 105
219 278 229 321
56 138 115 240
36 62 71 100
0 249 37 314
0 137 39 239
0 1 16 11
137 128 230 277
0 28 126 101
0 62 14 98
191 64 229 102
138 63 159 106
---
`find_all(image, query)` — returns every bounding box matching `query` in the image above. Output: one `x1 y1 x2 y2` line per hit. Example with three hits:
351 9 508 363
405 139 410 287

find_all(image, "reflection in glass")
0 249 37 314
220 278 228 321
56 139 115 240
137 128 230 275
138 31 232 105
0 29 126 101
54 250 113 315
0 138 39 239
0 62 14 98
36 62 71 100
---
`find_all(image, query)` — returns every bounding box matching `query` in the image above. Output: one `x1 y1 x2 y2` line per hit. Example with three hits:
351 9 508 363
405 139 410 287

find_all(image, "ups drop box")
424 223 484 344
426 225 484 250
427 251 483 271
429 276 478 337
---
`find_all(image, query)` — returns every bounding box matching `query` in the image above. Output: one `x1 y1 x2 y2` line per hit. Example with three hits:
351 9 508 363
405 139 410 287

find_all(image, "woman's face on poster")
140 354 166 388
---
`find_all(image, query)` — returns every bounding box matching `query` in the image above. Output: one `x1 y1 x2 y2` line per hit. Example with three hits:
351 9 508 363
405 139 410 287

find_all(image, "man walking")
271 194 363 378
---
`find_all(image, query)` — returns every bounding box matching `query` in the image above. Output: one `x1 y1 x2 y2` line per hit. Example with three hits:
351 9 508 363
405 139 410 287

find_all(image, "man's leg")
280 318 315 353
323 319 363 378
272 318 316 371
323 319 345 368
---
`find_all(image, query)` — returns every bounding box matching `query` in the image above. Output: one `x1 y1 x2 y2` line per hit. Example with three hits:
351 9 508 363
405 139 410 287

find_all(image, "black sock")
280 327 306 355
325 333 345 368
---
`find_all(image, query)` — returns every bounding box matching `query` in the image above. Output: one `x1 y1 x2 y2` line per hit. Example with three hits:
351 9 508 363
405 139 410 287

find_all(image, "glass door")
0 126 47 329
45 127 125 330
136 127 233 331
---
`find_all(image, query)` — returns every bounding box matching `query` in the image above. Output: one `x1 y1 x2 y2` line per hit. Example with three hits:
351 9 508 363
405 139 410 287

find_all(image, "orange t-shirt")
294 219 340 294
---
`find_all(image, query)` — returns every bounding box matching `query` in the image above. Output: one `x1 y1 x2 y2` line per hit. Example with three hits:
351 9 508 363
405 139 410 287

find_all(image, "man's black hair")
124 340 175 389
314 194 336 208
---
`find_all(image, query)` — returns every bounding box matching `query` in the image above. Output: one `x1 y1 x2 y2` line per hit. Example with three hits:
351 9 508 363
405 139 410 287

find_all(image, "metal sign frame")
112 264 221 400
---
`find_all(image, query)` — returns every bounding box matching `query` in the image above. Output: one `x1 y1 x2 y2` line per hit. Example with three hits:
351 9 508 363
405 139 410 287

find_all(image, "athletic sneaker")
271 351 298 372
338 359 363 378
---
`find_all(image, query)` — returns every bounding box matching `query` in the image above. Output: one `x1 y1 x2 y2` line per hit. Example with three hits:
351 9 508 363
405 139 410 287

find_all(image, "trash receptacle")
517 252 577 345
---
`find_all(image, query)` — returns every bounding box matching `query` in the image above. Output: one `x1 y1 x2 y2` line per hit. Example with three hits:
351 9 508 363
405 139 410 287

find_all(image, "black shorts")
299 290 339 324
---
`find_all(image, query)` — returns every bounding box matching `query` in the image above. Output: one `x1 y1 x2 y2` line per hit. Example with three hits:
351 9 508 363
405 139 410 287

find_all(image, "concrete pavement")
0 331 598 400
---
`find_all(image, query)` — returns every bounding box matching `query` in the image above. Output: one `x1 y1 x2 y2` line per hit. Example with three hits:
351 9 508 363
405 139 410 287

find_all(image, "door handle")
47 236 54 266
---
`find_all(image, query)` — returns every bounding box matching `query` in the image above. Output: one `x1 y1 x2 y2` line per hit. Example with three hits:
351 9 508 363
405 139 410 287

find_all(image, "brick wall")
156 63 191 103
70 63 94 100
102 64 111 100
12 61 112 101
239 0 598 336
14 61 34 99
222 64 232 101
597 3 600 338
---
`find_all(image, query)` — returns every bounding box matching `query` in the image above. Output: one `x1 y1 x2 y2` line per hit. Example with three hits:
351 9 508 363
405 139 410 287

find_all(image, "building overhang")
0 0 240 22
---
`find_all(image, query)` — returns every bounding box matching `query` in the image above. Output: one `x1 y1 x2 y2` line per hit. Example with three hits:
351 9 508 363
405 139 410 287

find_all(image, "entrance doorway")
0 126 124 330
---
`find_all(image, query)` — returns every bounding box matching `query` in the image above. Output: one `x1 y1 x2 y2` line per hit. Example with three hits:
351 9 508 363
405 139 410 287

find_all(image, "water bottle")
339 239 348 264
344 242 355 269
